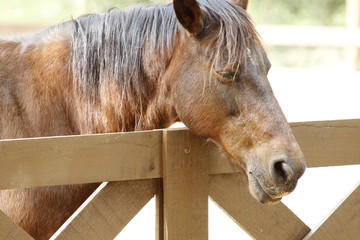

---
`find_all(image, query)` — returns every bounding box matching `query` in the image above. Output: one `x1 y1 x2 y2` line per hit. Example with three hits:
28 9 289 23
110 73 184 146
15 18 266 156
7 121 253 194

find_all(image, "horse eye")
215 70 237 82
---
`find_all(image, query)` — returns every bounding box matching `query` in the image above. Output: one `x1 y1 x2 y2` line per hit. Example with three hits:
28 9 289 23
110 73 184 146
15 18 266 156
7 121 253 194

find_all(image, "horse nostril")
270 159 294 183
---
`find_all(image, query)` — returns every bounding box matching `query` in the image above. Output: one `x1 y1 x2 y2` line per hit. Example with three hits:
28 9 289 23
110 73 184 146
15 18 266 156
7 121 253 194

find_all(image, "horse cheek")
172 80 224 138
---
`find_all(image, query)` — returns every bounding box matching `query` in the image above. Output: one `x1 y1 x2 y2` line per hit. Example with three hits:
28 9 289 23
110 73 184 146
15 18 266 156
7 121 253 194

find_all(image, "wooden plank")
290 119 360 167
258 25 360 47
162 129 209 240
0 211 34 240
308 184 360 240
155 180 164 240
1 119 359 191
208 143 242 175
209 174 310 240
166 128 241 175
0 128 238 191
53 179 158 240
0 130 162 190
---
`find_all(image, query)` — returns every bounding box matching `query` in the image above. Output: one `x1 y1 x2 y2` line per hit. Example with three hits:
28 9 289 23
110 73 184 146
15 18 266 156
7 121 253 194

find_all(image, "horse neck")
134 39 182 130
0 23 180 138
0 28 76 139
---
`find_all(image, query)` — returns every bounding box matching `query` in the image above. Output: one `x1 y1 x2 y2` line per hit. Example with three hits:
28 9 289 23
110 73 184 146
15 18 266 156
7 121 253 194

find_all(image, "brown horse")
0 0 306 239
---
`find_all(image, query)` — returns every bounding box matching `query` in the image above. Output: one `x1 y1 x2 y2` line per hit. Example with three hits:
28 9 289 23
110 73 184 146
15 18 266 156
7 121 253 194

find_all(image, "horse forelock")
199 0 263 75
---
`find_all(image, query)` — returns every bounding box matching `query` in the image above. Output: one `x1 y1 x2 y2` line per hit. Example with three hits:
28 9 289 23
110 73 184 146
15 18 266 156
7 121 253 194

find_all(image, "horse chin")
247 173 282 204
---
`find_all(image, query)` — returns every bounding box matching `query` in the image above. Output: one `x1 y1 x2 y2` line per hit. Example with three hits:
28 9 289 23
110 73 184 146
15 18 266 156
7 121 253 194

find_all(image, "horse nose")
270 158 295 183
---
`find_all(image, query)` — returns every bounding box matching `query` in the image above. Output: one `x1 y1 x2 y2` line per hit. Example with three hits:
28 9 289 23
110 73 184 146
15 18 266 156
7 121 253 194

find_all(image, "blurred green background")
0 0 347 69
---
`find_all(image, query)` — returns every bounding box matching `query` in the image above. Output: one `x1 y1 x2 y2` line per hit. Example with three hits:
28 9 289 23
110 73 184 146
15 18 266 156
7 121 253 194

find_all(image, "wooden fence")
0 119 359 239
254 0 360 70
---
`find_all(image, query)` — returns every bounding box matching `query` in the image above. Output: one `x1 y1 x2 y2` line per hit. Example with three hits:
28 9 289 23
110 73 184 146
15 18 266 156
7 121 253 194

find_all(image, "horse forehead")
247 51 257 69
244 48 271 76
246 48 264 67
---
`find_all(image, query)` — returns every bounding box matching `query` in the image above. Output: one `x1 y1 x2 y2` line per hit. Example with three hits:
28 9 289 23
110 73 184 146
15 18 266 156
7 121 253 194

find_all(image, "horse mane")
70 4 180 103
69 0 261 99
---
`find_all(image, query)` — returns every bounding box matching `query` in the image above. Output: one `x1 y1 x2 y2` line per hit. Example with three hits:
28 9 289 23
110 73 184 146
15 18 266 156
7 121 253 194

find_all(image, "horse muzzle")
246 154 306 204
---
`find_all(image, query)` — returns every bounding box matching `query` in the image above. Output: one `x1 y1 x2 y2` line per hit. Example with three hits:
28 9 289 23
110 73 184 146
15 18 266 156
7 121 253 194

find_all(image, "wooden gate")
0 119 359 239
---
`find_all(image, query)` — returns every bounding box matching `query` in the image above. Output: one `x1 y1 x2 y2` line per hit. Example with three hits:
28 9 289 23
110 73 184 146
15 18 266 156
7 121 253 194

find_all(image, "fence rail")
0 119 359 239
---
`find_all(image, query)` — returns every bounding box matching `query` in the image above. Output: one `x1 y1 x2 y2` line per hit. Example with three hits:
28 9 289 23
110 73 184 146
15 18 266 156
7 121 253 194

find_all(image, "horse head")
167 0 306 204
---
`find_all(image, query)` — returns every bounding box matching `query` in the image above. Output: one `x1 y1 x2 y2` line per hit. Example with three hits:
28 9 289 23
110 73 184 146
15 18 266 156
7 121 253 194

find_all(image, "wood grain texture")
308 184 360 240
0 211 34 240
0 130 162 190
209 174 310 240
2 119 359 191
162 129 209 240
155 180 164 240
208 143 242 175
54 179 158 240
290 119 360 167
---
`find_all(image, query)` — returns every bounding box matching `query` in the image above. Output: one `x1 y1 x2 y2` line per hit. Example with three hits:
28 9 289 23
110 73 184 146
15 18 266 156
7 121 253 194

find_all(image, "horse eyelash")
216 70 236 79
215 70 238 82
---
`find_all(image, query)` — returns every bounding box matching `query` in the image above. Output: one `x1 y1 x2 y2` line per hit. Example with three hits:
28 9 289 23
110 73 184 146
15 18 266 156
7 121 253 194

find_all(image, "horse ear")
173 0 203 35
229 0 249 10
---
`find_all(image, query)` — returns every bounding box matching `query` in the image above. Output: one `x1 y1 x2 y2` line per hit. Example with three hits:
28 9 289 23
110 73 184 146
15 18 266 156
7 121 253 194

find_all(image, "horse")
0 0 306 239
